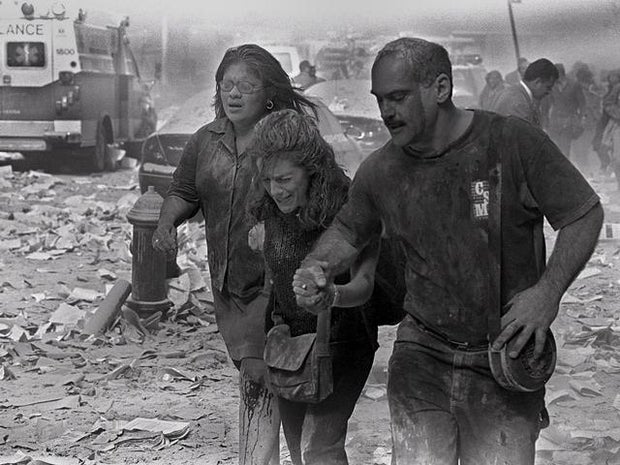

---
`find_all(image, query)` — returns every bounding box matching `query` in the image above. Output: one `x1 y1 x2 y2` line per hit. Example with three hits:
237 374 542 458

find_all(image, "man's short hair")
523 59 559 82
486 70 502 82
299 60 311 72
373 37 452 87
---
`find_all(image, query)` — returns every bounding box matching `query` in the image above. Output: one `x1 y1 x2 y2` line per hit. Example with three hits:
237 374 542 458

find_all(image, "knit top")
263 208 376 351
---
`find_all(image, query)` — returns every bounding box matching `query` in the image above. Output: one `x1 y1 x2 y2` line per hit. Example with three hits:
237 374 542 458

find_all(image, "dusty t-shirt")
333 110 599 345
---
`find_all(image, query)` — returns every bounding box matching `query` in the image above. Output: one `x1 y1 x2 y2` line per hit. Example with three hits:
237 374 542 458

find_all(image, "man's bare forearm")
539 203 603 299
303 226 362 281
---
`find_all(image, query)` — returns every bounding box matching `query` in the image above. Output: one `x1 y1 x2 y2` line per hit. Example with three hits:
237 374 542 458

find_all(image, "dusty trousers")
387 316 544 465
277 351 374 465
212 288 280 465
238 357 281 465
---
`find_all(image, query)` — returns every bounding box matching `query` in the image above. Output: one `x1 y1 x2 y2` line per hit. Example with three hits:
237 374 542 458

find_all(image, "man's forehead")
371 57 416 92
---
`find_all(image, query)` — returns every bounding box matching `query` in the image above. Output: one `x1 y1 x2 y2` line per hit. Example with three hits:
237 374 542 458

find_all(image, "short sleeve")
166 131 201 204
332 158 383 249
511 122 599 230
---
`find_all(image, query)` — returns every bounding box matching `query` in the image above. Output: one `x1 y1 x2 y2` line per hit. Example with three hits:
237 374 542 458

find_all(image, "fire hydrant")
126 186 171 316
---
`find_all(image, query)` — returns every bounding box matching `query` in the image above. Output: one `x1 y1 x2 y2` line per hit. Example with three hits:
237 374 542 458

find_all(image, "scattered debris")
576 267 602 280
569 379 604 397
49 303 86 327
82 279 131 336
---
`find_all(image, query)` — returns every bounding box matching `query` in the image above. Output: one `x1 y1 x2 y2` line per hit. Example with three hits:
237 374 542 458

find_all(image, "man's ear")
435 73 452 104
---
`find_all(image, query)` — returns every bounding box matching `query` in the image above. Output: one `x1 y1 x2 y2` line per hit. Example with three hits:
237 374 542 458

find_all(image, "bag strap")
315 306 332 356
487 116 504 344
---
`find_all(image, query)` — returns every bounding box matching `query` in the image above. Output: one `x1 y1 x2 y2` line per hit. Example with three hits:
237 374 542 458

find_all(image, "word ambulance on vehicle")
0 1 156 171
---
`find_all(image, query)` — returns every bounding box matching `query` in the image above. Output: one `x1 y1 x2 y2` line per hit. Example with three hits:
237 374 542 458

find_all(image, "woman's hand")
152 224 177 259
293 264 334 315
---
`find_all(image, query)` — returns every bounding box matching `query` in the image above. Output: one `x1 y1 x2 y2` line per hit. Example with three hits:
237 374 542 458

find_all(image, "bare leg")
239 357 280 465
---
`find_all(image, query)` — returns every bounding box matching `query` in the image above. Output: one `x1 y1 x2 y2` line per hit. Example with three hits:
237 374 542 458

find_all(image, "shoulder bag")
264 306 333 403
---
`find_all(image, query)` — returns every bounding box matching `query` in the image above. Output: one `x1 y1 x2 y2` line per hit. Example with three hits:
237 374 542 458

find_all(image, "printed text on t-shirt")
471 180 489 221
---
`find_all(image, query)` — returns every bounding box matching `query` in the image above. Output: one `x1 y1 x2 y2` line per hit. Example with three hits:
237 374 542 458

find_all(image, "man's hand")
293 261 330 314
152 224 177 259
491 282 560 359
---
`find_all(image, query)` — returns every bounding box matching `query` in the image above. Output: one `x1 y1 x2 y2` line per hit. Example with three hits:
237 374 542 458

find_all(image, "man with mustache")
293 38 602 464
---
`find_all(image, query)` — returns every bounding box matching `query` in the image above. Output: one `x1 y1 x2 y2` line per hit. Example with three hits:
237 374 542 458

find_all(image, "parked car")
304 79 390 156
138 89 364 197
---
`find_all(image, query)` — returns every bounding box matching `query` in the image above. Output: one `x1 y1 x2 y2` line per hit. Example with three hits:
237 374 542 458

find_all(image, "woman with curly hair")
248 109 378 465
153 45 316 465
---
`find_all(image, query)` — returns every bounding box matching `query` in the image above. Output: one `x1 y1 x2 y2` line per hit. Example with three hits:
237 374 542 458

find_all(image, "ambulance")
0 1 155 171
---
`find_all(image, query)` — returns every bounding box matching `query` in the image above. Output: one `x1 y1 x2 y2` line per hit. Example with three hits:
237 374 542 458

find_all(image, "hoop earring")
266 100 274 110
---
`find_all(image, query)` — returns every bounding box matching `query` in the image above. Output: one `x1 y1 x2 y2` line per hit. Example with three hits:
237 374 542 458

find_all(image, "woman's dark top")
263 208 377 354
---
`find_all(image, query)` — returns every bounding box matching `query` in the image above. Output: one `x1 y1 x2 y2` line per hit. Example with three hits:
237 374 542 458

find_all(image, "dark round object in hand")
489 329 557 392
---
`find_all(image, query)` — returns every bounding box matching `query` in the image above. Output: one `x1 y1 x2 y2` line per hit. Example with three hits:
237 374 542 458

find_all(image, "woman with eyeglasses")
152 44 316 465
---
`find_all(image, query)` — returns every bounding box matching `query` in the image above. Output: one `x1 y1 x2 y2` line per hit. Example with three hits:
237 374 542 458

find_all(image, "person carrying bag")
264 306 333 404
248 110 378 465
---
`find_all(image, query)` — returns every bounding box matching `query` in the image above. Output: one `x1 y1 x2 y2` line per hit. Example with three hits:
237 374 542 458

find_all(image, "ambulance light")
51 2 66 18
21 3 35 18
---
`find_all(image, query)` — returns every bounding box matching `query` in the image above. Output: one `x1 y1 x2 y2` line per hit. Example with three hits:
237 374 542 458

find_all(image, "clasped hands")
293 260 336 315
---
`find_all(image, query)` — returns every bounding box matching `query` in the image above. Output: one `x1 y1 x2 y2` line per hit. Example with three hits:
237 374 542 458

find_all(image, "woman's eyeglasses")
219 80 263 94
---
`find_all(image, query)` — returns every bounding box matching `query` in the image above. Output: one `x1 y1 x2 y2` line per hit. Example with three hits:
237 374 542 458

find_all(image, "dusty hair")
213 44 316 119
248 109 349 231
373 37 452 87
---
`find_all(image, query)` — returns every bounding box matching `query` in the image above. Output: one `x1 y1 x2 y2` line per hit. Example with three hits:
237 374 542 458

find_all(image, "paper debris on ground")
546 389 576 405
26 252 54 261
576 267 602 280
537 426 571 451
168 273 191 309
556 347 595 367
122 417 190 437
575 317 615 328
68 287 102 302
161 367 198 382
0 364 16 380
186 268 207 292
0 451 81 464
49 303 86 326
8 325 29 342
0 238 22 251
561 293 603 304
92 363 133 382
569 379 603 397
97 268 117 280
